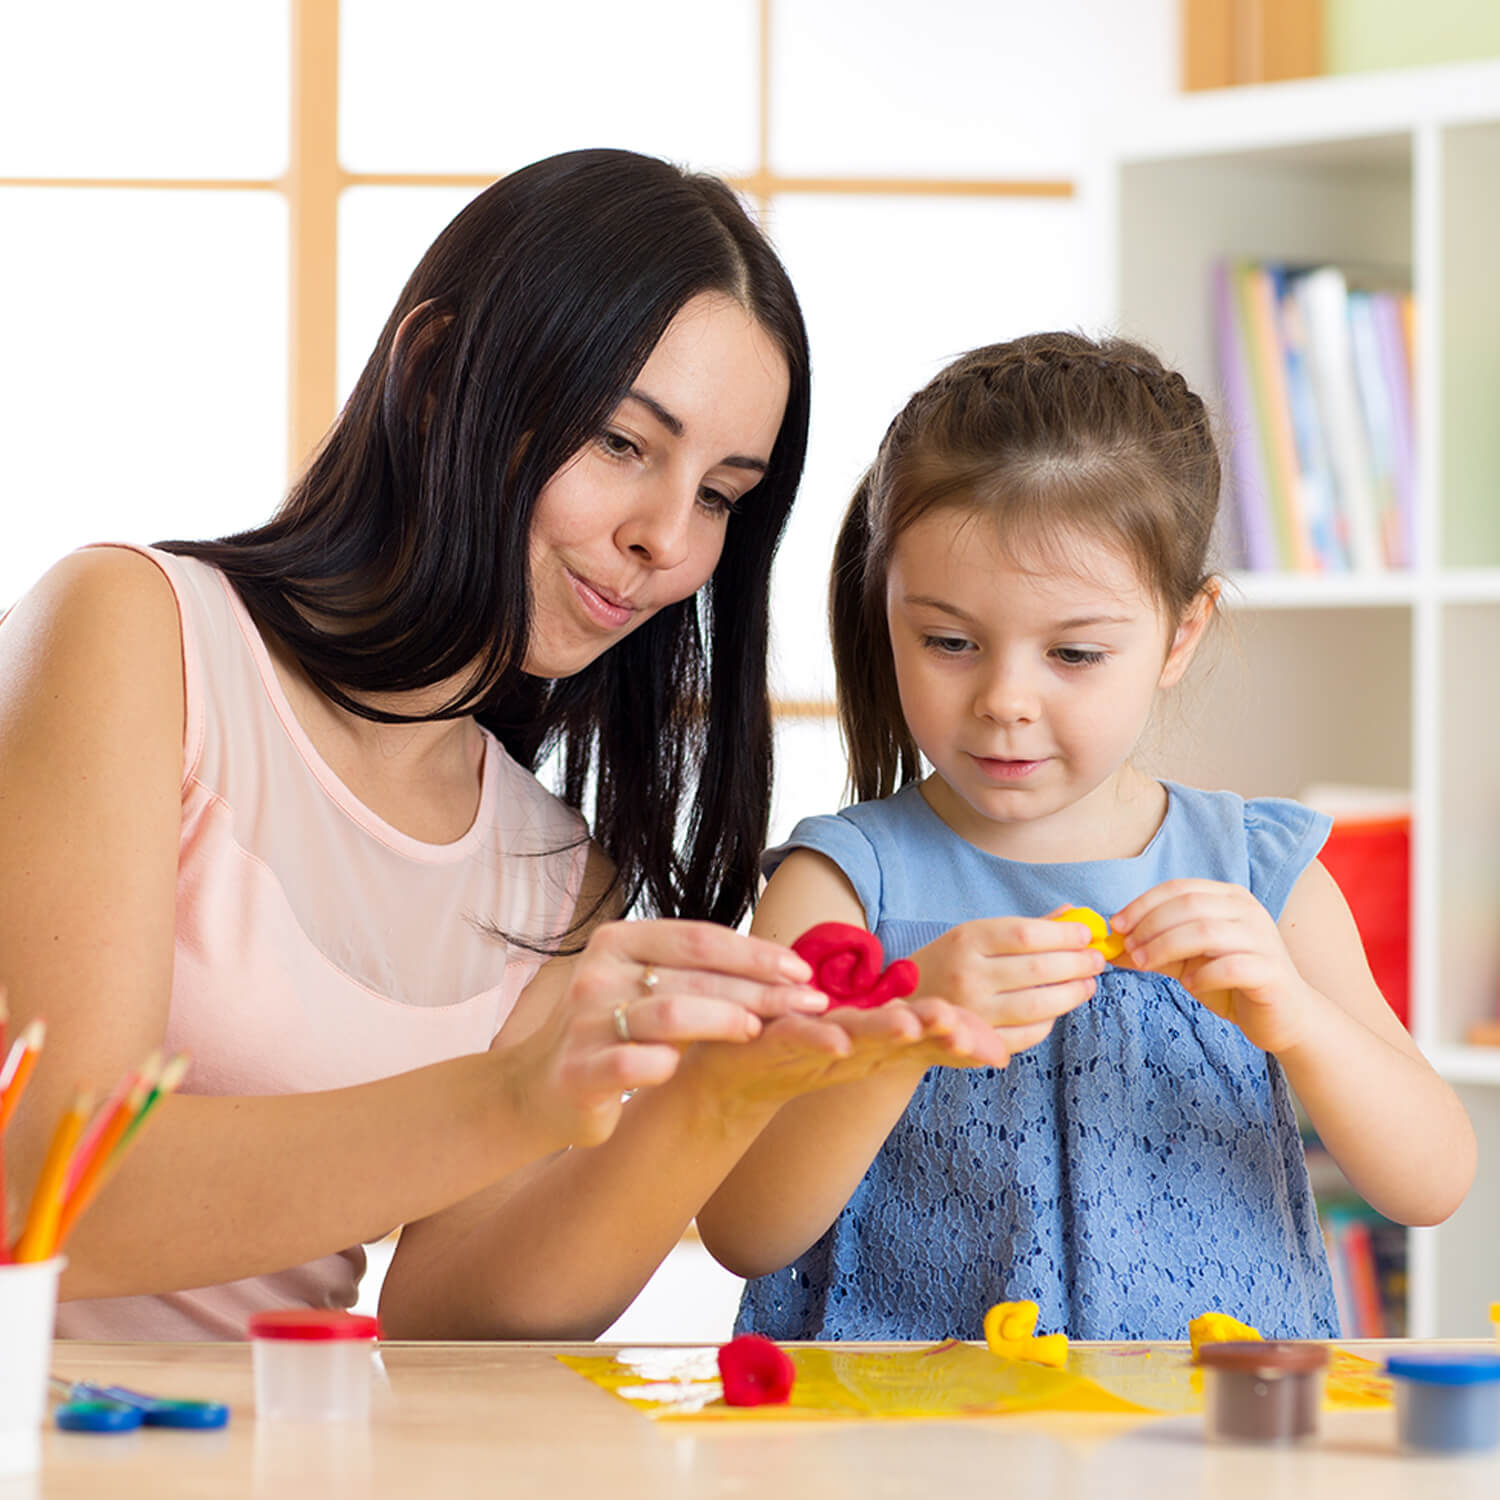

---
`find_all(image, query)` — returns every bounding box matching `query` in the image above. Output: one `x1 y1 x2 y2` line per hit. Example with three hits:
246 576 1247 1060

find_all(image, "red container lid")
247 1310 380 1342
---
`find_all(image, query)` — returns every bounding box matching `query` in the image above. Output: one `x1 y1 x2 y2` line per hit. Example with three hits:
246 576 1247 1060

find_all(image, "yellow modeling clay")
1052 906 1127 962
983 1300 1069 1368
1188 1310 1263 1360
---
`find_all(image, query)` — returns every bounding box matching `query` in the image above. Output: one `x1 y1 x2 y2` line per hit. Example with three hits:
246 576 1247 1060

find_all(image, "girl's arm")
0 551 801 1303
695 848 1103 1281
1113 863 1475 1226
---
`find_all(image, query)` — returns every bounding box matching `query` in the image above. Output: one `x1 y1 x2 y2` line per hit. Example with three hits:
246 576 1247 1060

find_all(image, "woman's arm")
382 843 1033 1338
695 849 1102 1280
0 551 783 1301
1113 863 1475 1226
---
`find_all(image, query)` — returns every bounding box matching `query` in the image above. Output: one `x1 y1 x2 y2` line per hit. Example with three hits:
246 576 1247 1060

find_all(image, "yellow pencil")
53 1066 158 1251
52 1053 188 1255
63 1051 159 1199
14 1088 91 1262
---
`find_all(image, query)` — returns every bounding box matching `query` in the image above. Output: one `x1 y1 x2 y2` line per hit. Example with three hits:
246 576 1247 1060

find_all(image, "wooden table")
28 1339 1500 1498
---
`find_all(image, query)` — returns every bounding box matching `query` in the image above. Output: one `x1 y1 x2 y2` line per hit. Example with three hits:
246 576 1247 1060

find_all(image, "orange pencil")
13 1088 91 1263
0 989 8 1264
62 1052 158 1199
52 1066 158 1251
0 1019 46 1131
53 1054 188 1255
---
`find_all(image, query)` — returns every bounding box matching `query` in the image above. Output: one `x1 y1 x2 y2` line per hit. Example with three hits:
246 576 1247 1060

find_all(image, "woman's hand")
908 916 1106 1055
675 995 1015 1123
493 918 828 1149
1109 879 1319 1053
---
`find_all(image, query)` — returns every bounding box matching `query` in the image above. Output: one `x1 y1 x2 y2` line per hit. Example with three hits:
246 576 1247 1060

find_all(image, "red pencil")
0 988 8 1264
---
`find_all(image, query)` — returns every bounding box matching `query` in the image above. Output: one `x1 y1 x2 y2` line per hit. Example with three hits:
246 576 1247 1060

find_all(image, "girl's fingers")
989 948 1107 989
964 975 1099 1027
1127 916 1257 972
966 915 1097 953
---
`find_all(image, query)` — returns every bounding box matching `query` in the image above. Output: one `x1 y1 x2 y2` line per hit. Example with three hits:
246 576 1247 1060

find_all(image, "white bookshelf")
1089 58 1500 1340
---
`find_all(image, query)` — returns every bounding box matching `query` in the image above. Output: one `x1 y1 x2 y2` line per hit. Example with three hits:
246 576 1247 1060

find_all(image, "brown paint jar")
1198 1340 1328 1444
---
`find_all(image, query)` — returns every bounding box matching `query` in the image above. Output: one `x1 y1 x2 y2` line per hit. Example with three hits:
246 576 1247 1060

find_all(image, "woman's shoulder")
0 546 191 811
2 546 185 692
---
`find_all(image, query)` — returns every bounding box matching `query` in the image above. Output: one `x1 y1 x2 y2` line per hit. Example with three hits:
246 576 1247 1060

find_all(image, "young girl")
695 332 1475 1342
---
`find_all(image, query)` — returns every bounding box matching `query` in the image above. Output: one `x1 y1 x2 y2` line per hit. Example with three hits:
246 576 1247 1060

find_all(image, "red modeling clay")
717 1334 796 1406
791 922 919 1010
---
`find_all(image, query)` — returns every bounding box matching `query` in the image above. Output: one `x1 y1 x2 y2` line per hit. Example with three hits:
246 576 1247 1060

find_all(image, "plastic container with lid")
1387 1352 1500 1454
248 1310 381 1421
1197 1340 1328 1444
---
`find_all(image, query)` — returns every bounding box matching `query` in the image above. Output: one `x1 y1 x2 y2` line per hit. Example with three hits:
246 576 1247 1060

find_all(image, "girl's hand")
1110 879 1319 1053
908 916 1106 1055
494 918 828 1149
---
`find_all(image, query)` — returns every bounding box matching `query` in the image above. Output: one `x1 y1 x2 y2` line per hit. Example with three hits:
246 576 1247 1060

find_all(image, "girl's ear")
1158 580 1219 689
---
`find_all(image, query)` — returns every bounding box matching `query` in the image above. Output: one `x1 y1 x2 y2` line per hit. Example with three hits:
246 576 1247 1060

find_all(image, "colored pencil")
115 1051 188 1152
0 1019 46 1131
53 1052 188 1256
62 1052 158 1199
53 1065 158 1251
0 989 8 1264
13 1088 91 1263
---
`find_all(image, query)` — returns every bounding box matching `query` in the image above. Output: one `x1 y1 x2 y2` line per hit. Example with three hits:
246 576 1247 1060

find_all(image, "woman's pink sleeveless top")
55 546 589 1339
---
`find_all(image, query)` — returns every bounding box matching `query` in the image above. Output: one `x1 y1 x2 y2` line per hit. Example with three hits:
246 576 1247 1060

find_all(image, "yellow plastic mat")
558 1341 1391 1422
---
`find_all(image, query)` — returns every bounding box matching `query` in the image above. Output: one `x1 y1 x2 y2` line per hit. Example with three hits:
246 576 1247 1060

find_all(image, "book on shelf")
1210 258 1415 574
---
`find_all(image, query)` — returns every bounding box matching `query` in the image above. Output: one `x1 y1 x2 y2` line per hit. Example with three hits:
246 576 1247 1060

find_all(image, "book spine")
1210 258 1277 571
1294 268 1384 572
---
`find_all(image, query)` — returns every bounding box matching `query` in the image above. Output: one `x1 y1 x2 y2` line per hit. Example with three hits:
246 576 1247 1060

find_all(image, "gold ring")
641 965 660 995
612 1002 633 1044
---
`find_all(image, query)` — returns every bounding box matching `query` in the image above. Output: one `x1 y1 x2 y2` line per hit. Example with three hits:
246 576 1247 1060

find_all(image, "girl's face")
885 507 1210 860
523 292 790 679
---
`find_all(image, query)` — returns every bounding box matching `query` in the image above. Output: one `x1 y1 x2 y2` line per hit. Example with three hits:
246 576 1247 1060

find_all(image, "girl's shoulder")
1160 782 1332 919
759 785 953 930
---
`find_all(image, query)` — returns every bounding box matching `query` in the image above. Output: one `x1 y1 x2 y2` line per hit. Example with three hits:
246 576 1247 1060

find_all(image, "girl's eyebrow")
902 595 1137 631
903 594 976 622
624 387 769 474
1055 614 1135 630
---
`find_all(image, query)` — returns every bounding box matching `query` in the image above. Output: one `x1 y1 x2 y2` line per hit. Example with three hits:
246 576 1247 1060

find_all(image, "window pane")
771 0 1175 178
340 0 758 177
0 2 288 177
0 190 287 607
765 194 1086 702
770 716 853 848
337 186 479 400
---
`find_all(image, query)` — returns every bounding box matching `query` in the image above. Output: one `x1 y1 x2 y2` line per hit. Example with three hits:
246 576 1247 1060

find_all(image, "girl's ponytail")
830 472 922 804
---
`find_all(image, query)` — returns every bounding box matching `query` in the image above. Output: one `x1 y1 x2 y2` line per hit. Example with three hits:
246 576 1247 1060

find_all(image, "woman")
0 148 833 1338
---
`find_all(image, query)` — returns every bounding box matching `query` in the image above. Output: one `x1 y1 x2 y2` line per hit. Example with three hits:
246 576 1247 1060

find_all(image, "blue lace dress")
736 781 1341 1343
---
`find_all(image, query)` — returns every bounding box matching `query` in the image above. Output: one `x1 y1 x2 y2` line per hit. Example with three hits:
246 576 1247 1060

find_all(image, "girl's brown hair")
831 331 1221 803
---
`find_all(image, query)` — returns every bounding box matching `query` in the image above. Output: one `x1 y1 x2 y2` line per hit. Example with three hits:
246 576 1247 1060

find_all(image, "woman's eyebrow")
626 387 769 473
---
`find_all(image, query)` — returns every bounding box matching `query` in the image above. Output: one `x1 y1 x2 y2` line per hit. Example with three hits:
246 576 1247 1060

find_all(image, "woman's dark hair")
831 331 1220 804
160 148 810 936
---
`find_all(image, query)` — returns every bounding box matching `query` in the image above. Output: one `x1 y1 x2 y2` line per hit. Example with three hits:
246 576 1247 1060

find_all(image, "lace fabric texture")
737 783 1341 1343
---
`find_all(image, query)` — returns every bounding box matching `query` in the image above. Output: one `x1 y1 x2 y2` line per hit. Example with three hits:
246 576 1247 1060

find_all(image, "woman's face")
524 292 790 679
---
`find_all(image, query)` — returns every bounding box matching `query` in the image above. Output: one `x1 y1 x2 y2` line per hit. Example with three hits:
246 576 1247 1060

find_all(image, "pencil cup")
248 1310 380 1421
0 1258 64 1475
